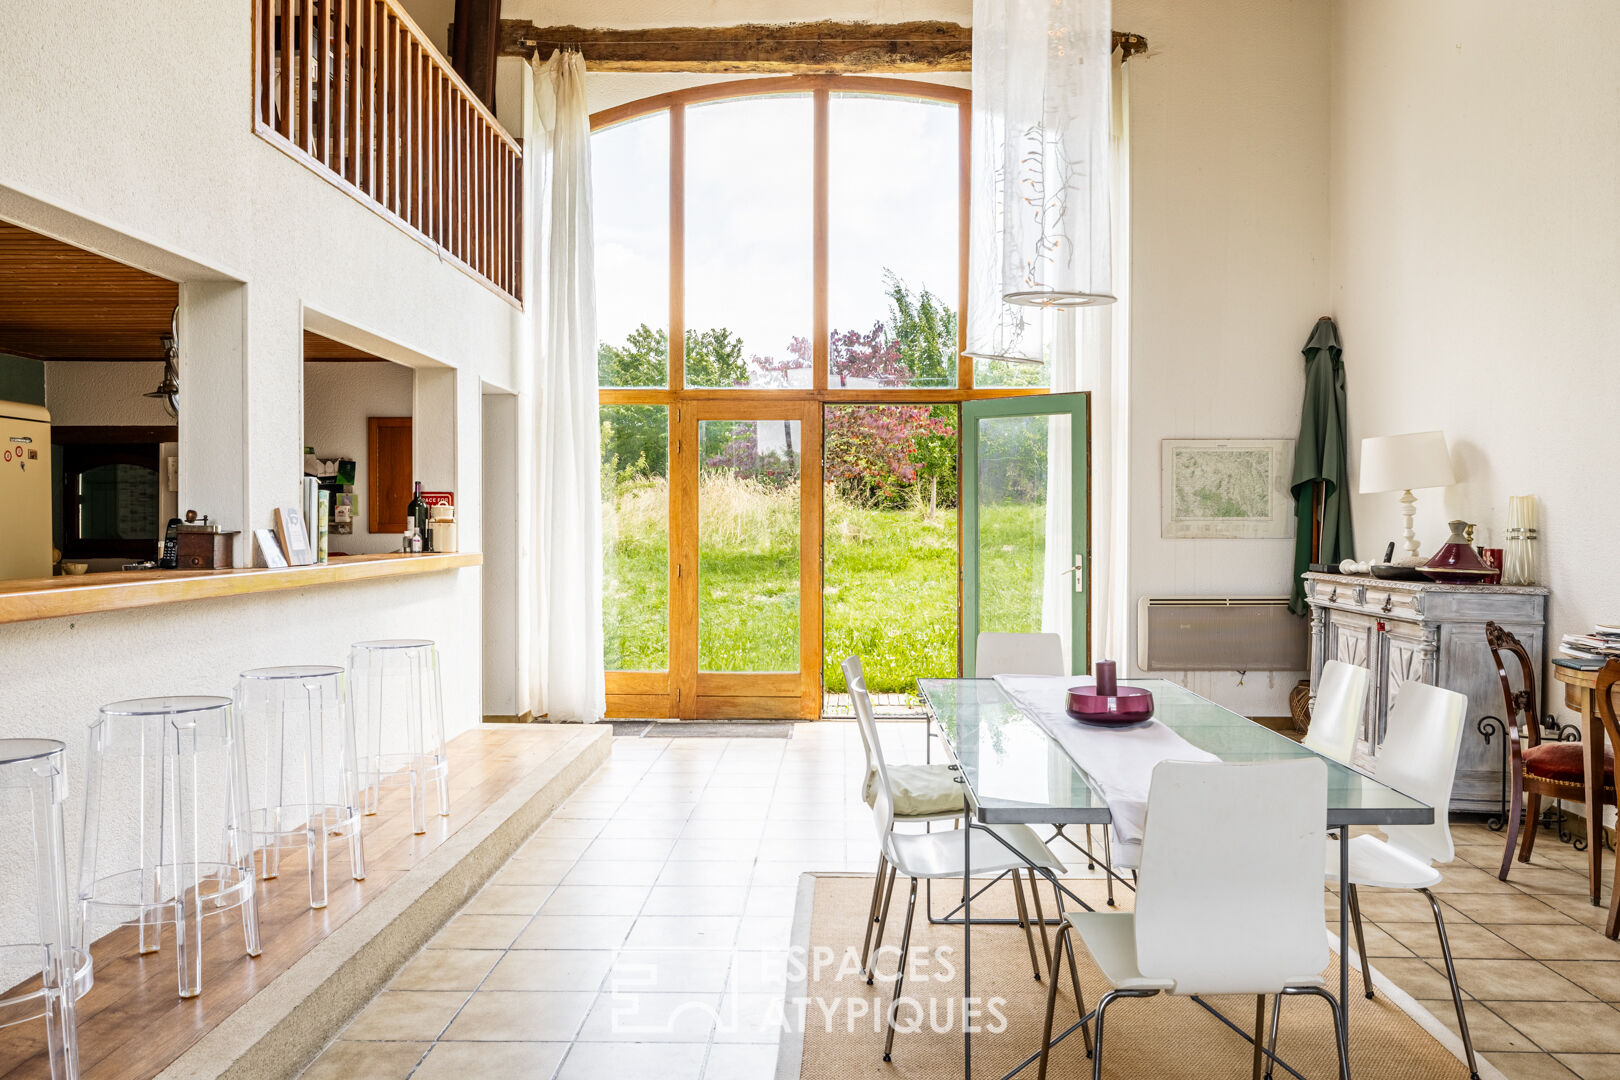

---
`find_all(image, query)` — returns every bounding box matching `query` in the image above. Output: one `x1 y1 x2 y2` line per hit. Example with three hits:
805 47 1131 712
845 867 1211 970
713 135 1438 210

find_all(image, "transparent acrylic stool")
349 640 449 835
237 666 365 910
0 740 93 1080
78 697 261 1000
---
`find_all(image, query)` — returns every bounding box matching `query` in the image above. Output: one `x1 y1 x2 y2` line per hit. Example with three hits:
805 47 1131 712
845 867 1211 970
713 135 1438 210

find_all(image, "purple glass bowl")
1066 685 1155 724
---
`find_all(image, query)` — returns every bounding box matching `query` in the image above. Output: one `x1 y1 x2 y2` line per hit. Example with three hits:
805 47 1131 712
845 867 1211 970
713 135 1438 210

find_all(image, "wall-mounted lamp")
145 306 180 419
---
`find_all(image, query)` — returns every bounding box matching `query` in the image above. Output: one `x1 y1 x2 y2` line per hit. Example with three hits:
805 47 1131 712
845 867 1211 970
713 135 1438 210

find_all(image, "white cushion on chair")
862 763 965 818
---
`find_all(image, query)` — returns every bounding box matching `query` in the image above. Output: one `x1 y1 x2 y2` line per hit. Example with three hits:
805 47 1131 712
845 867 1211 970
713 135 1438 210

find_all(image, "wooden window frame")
594 76 1045 720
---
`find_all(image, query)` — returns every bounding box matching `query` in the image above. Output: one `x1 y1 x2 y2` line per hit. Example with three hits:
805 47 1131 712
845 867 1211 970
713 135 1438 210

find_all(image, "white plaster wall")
302 362 416 554
0 3 516 943
1329 0 1620 727
1113 0 1331 715
43 362 174 427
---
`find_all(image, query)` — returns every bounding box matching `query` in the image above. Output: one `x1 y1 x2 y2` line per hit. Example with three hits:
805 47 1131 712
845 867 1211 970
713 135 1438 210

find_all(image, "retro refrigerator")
0 401 52 580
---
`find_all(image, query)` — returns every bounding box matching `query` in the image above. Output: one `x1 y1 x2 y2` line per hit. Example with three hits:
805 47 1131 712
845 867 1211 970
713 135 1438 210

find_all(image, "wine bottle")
406 482 430 552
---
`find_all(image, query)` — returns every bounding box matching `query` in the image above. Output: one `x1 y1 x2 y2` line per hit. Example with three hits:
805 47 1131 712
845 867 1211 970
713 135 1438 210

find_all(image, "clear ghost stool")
78 697 261 1000
348 640 449 835
236 666 365 909
0 739 92 1079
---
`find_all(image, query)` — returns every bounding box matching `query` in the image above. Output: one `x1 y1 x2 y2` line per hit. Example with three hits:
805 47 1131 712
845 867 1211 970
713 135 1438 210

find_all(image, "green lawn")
603 475 1047 695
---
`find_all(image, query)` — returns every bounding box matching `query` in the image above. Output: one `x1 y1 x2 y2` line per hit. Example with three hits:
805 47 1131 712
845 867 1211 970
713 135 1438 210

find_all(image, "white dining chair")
844 656 966 979
975 631 1067 678
1036 757 1347 1080
1283 681 1478 1080
1303 660 1371 765
975 632 1118 906
845 656 1071 1062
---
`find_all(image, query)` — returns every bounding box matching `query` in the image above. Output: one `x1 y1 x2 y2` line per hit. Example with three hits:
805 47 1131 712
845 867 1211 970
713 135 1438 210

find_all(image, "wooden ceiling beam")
501 20 1147 73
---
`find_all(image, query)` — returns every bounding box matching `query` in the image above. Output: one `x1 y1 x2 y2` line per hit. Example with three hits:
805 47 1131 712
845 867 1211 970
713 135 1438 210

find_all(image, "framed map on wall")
1161 439 1295 539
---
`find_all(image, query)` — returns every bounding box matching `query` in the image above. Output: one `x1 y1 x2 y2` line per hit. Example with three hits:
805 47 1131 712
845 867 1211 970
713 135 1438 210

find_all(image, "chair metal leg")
1026 869 1054 979
1036 921 1075 1080
1290 986 1352 1080
859 853 887 975
882 878 920 1062
866 863 897 985
1264 993 1282 1080
1046 873 1091 1057
1011 864 1043 981
1085 824 1096 870
1252 996 1269 1080
1102 828 1116 907
1347 884 1374 1000
1422 888 1480 1080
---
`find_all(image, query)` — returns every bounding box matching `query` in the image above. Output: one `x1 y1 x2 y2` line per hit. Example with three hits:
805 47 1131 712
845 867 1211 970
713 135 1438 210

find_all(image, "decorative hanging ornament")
966 0 1115 365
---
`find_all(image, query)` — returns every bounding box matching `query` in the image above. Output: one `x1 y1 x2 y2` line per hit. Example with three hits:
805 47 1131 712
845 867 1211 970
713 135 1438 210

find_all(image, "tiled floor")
302 722 1620 1080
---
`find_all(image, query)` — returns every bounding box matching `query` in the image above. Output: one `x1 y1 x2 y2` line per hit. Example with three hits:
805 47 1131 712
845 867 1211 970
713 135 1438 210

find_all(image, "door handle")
1058 553 1085 593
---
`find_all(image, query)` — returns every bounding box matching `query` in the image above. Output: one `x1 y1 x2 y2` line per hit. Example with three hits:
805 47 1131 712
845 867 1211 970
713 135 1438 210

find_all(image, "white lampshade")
1358 431 1456 494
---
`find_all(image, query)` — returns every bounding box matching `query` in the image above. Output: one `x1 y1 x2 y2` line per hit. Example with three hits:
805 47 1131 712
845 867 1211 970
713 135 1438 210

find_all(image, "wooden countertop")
0 552 481 625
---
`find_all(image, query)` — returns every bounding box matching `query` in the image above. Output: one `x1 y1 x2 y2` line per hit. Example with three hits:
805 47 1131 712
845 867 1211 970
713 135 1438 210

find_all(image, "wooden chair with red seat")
1595 659 1620 938
1488 620 1616 881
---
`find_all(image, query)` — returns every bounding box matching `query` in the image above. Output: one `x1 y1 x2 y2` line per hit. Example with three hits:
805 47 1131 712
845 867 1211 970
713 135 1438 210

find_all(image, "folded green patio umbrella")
1289 317 1354 615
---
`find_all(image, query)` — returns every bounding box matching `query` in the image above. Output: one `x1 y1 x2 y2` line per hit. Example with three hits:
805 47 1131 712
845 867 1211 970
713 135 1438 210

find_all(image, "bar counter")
0 552 481 625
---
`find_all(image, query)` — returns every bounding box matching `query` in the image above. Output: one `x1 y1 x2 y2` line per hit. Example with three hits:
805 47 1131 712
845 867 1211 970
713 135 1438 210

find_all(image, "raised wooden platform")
0 723 608 1080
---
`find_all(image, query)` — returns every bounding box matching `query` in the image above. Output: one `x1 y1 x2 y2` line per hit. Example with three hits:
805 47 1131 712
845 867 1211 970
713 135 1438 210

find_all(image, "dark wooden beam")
450 0 502 107
501 20 1146 73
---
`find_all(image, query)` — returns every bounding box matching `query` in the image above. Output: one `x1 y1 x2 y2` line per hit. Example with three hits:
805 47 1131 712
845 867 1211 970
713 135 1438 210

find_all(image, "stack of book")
1559 624 1620 662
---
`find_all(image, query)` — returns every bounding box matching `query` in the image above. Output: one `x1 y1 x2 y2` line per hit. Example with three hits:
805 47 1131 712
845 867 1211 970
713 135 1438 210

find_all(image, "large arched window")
592 77 1055 721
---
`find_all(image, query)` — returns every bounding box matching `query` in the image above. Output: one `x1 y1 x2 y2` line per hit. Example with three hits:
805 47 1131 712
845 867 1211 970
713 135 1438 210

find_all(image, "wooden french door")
667 400 823 719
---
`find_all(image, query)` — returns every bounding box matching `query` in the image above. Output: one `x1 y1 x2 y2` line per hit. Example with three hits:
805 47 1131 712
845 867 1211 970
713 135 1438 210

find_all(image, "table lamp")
1358 430 1456 560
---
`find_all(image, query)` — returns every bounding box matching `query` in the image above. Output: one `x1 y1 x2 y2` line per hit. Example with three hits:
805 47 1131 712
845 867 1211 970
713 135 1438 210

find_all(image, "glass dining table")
917 677 1435 1080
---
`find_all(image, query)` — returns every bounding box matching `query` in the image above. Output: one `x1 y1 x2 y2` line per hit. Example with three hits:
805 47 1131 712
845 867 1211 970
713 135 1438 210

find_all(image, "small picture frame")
255 528 288 568
274 506 316 565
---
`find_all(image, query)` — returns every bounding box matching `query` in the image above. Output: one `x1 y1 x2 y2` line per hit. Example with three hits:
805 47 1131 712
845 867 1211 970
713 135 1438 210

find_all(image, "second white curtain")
528 50 605 722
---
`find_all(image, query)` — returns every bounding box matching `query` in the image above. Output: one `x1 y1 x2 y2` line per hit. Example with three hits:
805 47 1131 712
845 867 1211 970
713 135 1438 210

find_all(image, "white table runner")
992 675 1218 868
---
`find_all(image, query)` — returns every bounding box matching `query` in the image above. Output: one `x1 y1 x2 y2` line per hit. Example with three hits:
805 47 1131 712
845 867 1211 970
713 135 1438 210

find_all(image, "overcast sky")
592 93 959 385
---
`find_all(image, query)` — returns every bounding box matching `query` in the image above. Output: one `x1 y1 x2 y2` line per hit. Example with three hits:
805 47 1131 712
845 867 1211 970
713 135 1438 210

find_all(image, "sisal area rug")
785 874 1500 1080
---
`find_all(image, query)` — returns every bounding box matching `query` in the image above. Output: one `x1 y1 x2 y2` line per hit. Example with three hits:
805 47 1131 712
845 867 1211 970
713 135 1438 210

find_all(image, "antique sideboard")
1302 571 1549 813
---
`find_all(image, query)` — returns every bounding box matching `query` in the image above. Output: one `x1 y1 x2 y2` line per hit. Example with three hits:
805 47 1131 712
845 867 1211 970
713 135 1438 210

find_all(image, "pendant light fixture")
966 0 1115 366
145 305 180 419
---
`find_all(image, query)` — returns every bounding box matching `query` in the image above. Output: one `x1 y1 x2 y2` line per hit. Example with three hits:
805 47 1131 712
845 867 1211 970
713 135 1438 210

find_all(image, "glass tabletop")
918 678 1434 827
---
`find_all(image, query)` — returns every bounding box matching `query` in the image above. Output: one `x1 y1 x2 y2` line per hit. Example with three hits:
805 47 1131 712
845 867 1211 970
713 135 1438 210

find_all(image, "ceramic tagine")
1420 520 1497 584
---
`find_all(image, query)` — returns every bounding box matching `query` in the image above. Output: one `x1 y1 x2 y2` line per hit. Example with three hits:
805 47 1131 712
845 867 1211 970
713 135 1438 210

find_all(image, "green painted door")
961 393 1091 676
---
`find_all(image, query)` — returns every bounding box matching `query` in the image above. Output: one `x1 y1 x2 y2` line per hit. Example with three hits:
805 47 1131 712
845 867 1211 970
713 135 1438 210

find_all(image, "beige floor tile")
1433 864 1521 893
1452 959 1595 1001
535 817 608 839
1488 923 1620 961
598 817 688 839
483 949 617 992
1540 894 1616 931
299 1040 428 1079
1556 1053 1620 1079
541 884 651 916
514 914 637 950
463 884 554 916
575 990 722 1042
713 991 789 1043
614 801 696 820
411 1041 568 1080
1491 1002 1620 1053
679 819 768 840
491 858 575 887
1370 957 1461 1000
1341 889 1442 922
670 837 763 862
343 991 468 1041
391 949 501 991
519 836 595 861
657 860 758 887
429 914 531 950
625 915 741 950
643 885 750 917
1507 865 1598 897
735 916 795 950
1353 919 1417 958
1488 1052 1581 1080
582 836 678 861
1379 921 1527 959
703 1043 782 1080
1417 998 1539 1052
555 1041 708 1080
1549 962 1620 1001
560 860 665 886
1444 892 1576 924
439 990 597 1041
610 949 735 993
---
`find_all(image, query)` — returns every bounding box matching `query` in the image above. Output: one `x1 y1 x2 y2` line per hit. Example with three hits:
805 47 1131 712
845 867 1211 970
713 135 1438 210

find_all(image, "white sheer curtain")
1037 54 1132 669
527 50 605 722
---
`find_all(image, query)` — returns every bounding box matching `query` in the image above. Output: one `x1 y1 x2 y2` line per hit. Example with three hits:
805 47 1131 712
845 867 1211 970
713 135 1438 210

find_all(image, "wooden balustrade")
253 0 523 303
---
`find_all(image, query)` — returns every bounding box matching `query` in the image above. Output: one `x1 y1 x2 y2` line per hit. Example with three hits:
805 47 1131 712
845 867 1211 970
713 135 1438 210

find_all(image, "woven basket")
1289 679 1313 735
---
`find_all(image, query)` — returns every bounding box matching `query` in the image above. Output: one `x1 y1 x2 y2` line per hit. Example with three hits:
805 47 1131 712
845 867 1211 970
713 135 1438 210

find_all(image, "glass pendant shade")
966 0 1115 365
